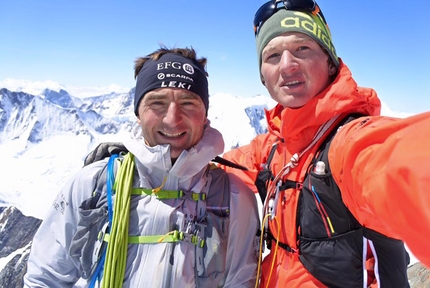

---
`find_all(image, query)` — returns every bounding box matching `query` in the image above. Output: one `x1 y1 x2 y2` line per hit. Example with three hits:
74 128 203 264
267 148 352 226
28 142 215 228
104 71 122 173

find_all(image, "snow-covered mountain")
0 87 275 217
0 87 134 144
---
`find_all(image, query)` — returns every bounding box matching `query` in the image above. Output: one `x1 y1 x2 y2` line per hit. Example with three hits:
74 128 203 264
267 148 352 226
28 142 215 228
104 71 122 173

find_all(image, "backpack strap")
194 169 211 277
103 230 206 247
255 142 279 203
212 155 248 171
130 188 207 200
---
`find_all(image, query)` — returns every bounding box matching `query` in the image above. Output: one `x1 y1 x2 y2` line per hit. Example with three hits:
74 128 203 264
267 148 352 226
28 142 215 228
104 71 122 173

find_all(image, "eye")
180 99 200 108
150 100 164 106
267 52 281 59
146 100 166 110
297 45 310 51
263 52 281 63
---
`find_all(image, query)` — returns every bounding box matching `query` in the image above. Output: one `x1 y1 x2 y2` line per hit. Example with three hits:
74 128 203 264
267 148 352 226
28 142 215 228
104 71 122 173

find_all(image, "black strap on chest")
279 179 302 191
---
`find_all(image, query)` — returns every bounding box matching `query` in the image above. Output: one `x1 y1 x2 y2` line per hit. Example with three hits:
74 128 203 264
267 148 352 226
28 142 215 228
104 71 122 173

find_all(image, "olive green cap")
256 9 339 80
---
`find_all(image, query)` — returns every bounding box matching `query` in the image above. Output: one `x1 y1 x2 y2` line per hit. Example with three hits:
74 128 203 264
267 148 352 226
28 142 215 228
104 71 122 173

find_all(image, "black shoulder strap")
212 155 248 171
255 142 279 203
266 143 279 168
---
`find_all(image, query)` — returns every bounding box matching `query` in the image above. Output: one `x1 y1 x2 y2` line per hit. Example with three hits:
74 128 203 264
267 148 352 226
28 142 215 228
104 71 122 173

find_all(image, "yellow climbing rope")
101 153 134 288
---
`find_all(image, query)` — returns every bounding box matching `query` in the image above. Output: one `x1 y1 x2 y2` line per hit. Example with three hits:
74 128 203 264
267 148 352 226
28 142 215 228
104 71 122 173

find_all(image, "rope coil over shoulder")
102 152 134 288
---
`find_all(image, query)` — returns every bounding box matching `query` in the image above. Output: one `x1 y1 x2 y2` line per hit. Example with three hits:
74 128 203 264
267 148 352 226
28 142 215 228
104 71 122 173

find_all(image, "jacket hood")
265 59 381 153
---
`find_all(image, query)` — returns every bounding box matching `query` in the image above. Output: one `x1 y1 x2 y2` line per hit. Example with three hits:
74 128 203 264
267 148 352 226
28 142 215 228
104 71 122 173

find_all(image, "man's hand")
83 142 128 166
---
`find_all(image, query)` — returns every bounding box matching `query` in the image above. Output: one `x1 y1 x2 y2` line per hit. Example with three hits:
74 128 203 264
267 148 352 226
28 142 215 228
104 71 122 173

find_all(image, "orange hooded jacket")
221 60 430 287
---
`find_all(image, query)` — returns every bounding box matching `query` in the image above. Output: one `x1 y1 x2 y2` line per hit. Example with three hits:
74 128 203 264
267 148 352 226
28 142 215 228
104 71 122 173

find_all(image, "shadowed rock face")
0 205 429 287
0 206 41 287
408 262 430 288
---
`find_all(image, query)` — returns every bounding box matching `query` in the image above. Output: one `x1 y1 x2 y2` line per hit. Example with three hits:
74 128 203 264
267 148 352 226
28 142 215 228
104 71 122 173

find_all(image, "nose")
163 102 182 126
279 50 299 74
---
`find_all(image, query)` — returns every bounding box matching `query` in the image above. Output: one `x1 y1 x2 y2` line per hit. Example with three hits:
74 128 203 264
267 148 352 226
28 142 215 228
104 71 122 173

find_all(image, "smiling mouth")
283 80 302 86
159 131 185 138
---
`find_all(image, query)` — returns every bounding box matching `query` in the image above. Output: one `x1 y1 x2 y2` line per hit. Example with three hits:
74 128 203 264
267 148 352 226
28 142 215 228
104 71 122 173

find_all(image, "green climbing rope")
102 153 134 288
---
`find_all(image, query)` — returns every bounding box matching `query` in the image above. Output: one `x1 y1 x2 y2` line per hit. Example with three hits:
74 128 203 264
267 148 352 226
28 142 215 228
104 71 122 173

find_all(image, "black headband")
134 53 209 115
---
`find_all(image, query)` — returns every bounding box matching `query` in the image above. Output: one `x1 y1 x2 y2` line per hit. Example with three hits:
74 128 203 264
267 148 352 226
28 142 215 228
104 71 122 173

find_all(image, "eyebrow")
145 92 201 101
178 93 201 100
265 37 314 50
144 93 166 101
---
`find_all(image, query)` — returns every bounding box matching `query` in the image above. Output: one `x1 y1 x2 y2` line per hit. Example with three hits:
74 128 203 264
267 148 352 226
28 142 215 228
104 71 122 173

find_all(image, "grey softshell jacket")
24 124 260 287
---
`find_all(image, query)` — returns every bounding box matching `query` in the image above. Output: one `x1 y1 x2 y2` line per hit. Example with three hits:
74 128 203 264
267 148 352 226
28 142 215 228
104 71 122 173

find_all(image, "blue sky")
1 0 429 114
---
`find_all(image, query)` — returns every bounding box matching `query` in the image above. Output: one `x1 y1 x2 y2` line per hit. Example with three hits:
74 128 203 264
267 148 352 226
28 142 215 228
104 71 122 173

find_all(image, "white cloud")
380 101 413 118
0 78 65 96
65 83 131 98
0 78 131 98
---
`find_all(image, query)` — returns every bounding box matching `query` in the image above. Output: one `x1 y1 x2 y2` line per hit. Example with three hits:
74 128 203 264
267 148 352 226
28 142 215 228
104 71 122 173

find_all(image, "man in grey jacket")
24 46 260 288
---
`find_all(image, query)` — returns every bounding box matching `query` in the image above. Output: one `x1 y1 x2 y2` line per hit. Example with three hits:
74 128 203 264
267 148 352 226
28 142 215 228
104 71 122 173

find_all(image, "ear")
328 64 337 77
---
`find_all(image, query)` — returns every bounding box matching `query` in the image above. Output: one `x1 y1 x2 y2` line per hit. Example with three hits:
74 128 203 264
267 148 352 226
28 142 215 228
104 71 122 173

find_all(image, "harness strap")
266 232 298 254
130 188 207 201
103 230 205 247
131 188 183 198
106 172 210 247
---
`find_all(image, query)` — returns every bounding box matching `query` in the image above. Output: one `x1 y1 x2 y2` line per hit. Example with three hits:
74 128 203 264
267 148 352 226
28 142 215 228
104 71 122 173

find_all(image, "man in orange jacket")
219 0 430 287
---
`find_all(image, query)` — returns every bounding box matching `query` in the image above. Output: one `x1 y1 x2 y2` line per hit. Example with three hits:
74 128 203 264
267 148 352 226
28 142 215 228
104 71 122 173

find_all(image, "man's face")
137 88 207 160
260 32 337 108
